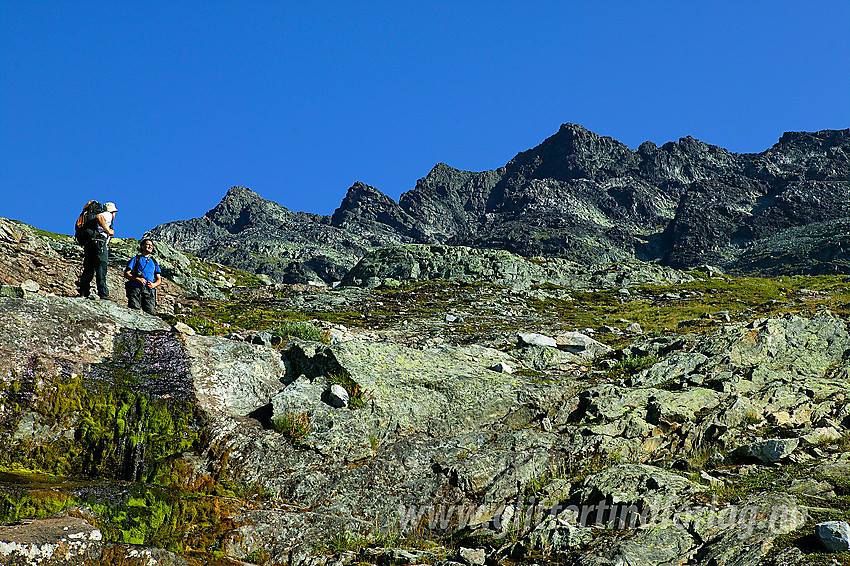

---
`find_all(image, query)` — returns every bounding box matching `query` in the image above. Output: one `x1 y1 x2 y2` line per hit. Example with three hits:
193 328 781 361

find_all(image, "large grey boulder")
730 438 799 463
517 332 558 348
576 464 703 513
816 520 850 551
183 333 287 418
555 331 612 360
281 339 528 437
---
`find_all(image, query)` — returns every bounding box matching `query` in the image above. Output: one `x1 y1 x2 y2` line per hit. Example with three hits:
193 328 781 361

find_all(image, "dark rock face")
331 181 429 242
146 125 850 281
148 186 380 283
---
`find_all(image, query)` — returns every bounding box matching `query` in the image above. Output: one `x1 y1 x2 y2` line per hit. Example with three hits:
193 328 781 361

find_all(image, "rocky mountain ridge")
147 124 850 283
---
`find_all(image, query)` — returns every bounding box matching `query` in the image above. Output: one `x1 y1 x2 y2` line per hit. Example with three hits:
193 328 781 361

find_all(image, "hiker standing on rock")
78 202 117 301
123 238 161 314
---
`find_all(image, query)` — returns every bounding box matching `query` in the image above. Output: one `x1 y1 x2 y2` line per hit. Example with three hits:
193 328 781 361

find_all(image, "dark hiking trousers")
79 240 109 298
127 285 156 314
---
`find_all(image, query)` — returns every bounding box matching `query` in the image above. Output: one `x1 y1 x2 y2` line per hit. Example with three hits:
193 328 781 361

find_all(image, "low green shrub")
269 321 330 343
606 355 660 380
271 412 311 446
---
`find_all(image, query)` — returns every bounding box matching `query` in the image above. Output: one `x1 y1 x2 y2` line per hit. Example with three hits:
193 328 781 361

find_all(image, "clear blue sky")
2 1 848 240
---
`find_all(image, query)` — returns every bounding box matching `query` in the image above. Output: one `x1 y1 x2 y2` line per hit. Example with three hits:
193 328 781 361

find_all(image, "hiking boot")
99 296 118 302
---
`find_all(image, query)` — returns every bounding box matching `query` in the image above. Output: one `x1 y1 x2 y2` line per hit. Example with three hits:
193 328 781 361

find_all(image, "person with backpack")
123 238 161 314
78 201 117 300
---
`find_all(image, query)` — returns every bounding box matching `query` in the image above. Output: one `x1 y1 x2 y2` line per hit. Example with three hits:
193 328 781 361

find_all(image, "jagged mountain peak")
331 182 427 243
336 181 390 204
416 162 484 191
498 122 639 184
549 122 627 152
332 182 402 222
225 184 261 197
662 135 731 156
774 128 850 151
204 185 292 234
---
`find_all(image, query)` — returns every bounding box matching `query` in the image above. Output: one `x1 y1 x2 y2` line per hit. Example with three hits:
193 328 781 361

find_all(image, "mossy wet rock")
0 295 208 482
0 294 288 559
0 286 26 299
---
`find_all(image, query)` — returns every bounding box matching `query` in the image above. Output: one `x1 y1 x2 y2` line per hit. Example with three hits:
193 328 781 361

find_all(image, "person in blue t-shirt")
123 238 162 314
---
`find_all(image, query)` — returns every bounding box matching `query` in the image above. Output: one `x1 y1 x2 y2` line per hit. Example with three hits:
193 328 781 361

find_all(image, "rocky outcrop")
147 185 408 284
341 244 694 289
147 125 850 282
341 244 550 288
569 312 850 464
331 182 430 243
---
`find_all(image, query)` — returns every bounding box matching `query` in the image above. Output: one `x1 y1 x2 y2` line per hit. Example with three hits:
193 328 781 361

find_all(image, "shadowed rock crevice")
247 402 274 430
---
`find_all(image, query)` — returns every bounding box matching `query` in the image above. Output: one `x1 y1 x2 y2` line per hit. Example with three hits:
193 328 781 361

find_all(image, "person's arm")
150 272 162 289
124 259 147 285
124 269 146 285
97 214 114 236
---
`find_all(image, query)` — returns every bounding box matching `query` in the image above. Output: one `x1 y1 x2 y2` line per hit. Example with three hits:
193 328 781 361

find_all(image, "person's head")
139 238 155 254
103 202 118 213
